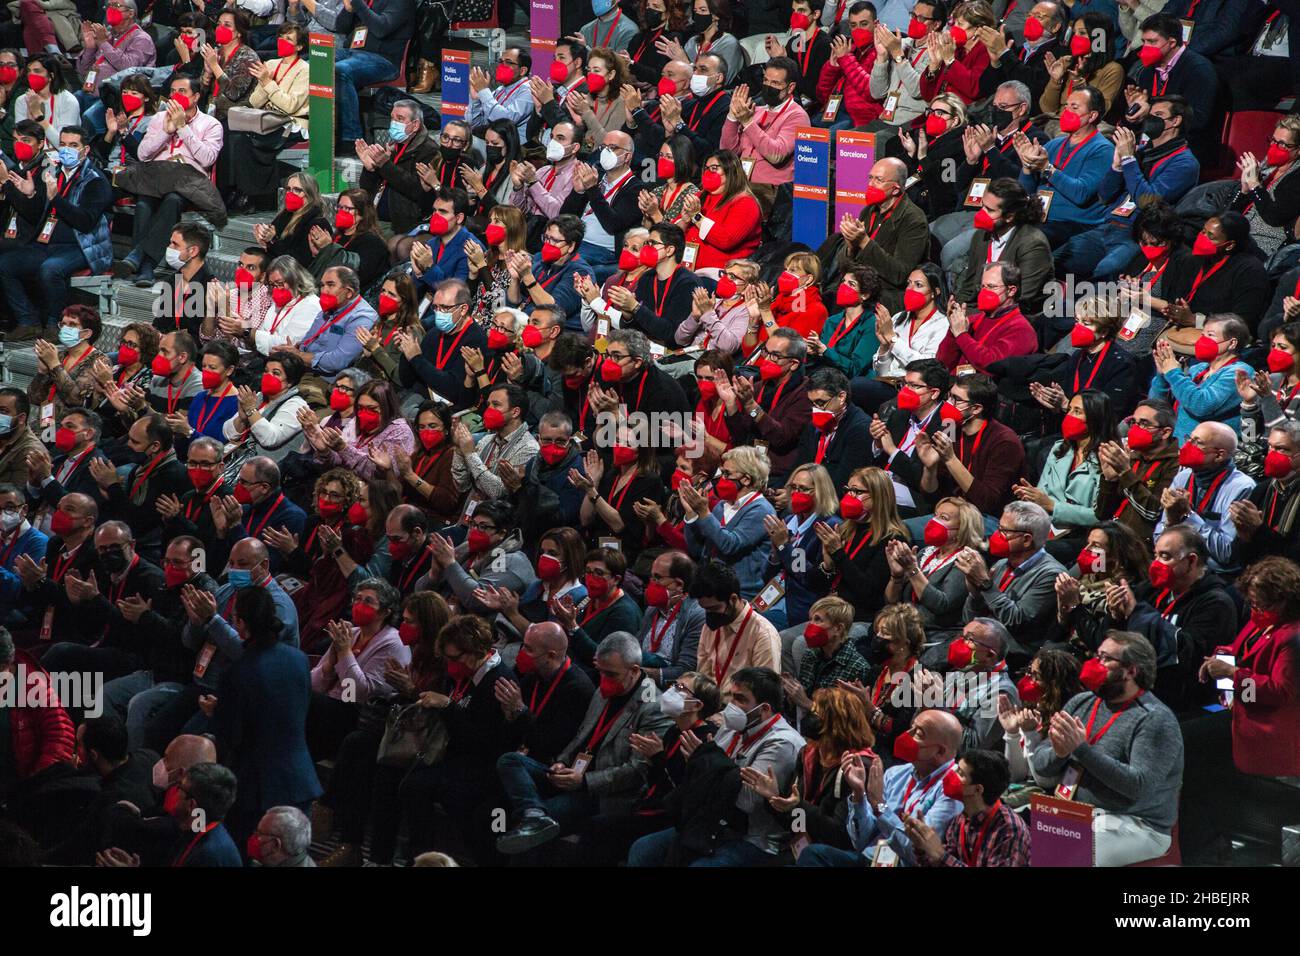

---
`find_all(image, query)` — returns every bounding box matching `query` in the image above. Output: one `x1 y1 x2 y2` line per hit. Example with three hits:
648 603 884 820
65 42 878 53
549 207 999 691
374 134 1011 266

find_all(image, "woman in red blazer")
1202 557 1300 776
682 149 762 273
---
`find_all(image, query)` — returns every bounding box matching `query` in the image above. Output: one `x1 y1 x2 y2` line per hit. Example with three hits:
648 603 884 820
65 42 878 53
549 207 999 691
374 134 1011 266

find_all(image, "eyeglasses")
468 521 498 533
186 459 219 469
439 133 468 147
319 489 348 502
1095 651 1123 665
995 527 1029 536
606 351 631 362
1269 138 1297 151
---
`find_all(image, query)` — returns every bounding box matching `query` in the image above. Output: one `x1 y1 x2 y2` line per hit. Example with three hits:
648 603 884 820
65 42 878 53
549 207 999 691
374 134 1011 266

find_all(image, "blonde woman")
897 90 969 218
252 171 331 272
884 496 983 631
469 205 528 326
675 258 758 353
760 463 840 630
809 467 909 623
680 444 778 599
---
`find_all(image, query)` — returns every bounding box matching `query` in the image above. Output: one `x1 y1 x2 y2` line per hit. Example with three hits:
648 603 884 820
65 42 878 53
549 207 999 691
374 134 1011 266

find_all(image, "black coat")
660 739 746 865
503 661 594 765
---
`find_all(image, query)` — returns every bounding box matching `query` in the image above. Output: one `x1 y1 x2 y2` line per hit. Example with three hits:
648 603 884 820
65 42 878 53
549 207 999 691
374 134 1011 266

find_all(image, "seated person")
356 101 439 236
1122 14 1217 164
761 463 842 631
934 261 1038 374
550 547 642 673
682 449 777 602
719 329 811 483
607 222 704 347
884 496 985 632
88 413 189 561
951 178 1053 317
1230 421 1300 567
573 438 665 565
1000 647 1083 782
809 264 884 378
1148 314 1253 440
508 214 595 334
1158 214 1270 338
795 368 873 491
1095 397 1180 540
417 500 537 617
943 618 1020 752
868 358 952 508
906 748 1031 867
450 383 539 520
681 149 763 273
872 265 950 381
635 550 707 691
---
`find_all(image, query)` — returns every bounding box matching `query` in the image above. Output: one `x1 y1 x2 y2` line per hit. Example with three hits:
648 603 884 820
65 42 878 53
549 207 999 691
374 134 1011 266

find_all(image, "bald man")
819 156 929 313
16 491 99 647
496 622 594 766
560 129 650 284
1153 420 1256 573
799 709 965 867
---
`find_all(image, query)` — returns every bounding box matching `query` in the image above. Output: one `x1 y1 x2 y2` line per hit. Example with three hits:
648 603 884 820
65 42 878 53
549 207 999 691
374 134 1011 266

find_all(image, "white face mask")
545 138 566 163
164 246 187 271
0 510 20 531
151 757 170 790
660 688 687 717
722 701 757 732
689 73 711 97
599 147 621 171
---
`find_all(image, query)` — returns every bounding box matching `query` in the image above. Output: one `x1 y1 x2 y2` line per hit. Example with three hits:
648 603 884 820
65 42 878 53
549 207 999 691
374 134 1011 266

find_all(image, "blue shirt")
411 225 471 291
1019 132 1113 227
299 294 377 379
847 759 963 865
182 577 300 691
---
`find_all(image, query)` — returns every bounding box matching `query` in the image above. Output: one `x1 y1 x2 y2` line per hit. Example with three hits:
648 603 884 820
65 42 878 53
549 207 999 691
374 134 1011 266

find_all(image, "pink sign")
832 130 875 229
531 0 559 79
1030 794 1095 867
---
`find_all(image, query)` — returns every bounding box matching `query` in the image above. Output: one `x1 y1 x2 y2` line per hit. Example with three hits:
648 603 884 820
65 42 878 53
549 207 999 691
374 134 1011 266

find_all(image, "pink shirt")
138 109 224 175
720 97 810 186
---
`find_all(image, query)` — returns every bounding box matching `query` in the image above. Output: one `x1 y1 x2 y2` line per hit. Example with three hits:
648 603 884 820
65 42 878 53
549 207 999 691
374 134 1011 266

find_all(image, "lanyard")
726 713 782 758
271 56 302 84
434 321 472 369
632 27 661 62
95 24 139 65
529 657 571 716
595 10 622 48
902 762 953 816
1054 129 1097 170
1187 256 1229 304
48 346 93 403
44 166 83 225
713 604 754 684
958 800 1003 866
586 697 627 752
107 555 140 606
1146 145 1188 180
651 267 678 314
1189 468 1230 515
647 602 681 654
608 469 638 513
1140 255 1170 288
620 368 650 413
212 43 242 101
185 477 225 520
173 822 220 866
826 311 860 350
301 297 360 348
959 420 988 469
0 528 21 568
193 383 233 434
866 198 900 240
247 493 285 539
756 375 790 412
906 306 937 347
659 181 688 214
1240 623 1276 667
399 545 433 591
303 519 342 556
1151 68 1171 97
128 452 168 500
118 113 145 166
1113 458 1161 518
1085 693 1139 744
687 90 727 130
52 543 83 582
264 296 303 336
845 528 873 561
871 659 915 706
1073 341 1111 393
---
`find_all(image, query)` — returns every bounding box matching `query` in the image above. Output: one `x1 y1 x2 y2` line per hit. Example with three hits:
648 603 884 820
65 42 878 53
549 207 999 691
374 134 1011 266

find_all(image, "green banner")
308 33 336 192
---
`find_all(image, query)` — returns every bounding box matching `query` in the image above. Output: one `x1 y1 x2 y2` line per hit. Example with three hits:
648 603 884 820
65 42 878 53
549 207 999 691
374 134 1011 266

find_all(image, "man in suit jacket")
495 632 672 856
25 407 111 516
870 359 952 509
636 552 707 691
502 623 595 765
89 414 189 564
798 367 875 490
953 179 1055 316
921 373 1026 520
978 1 1071 104
722 330 813 485
1125 14 1219 163
165 762 243 866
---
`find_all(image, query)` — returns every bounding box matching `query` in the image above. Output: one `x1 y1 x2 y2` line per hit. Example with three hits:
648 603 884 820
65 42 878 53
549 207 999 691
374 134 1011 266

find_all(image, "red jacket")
918 42 990 104
685 192 762 271
8 669 75 779
1225 621 1300 776
935 305 1038 374
816 49 883 126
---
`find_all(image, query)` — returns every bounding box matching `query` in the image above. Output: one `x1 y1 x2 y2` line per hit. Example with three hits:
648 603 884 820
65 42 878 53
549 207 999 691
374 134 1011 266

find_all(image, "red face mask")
923 518 949 547
1126 424 1154 451
924 113 948 137
907 17 927 38
976 288 1002 312
27 73 47 93
1267 348 1294 373
1250 607 1279 631
1016 674 1043 703
514 645 536 673
482 406 507 431
1179 443 1206 471
698 379 718 402
701 169 724 193
940 401 964 424
618 248 639 271
231 266 256 290
942 769 965 799
419 427 444 451
811 407 836 431
284 190 304 211
714 477 740 502
233 482 253 504
585 72 607 94
1191 233 1221 257
51 509 76 537
949 25 967 45
1070 323 1096 348
757 359 785 381
1061 413 1089 442
318 497 343 519
0 66 17 86
988 530 1011 558
670 468 691 491
376 293 400 317
564 374 587 391
1140 243 1167 261
398 621 421 646
541 242 564 263
863 185 888 206
790 11 811 29
1058 108 1082 133
1023 16 1044 40
334 208 356 231
776 271 800 294
347 502 368 525
714 275 738 299
485 222 507 247
54 427 77 453
214 24 235 44
1147 557 1175 589
539 443 568 466
534 554 563 581
427 213 450 236
188 466 215 489
1264 449 1295 479
789 491 814 515
446 658 474 681
151 354 173 377
1078 656 1109 692
657 77 677 97
351 601 377 627
271 287 294 308
13 139 34 163
639 244 660 268
521 325 544 349
893 730 921 762
1076 546 1100 574
495 62 515 84
467 528 493 554
835 282 860 307
972 207 997 231
852 27 872 47
388 538 414 562
612 445 638 467
1266 144 1294 168
598 673 625 698
319 292 340 311
278 36 296 58
164 564 190 588
896 386 922 411
200 369 223 391
645 582 670 608
804 622 831 648
839 493 865 520
601 357 625 383
258 373 282 397
585 572 611 598
1138 43 1164 67
356 408 382 434
487 328 513 351
947 638 975 669
902 288 928 312
550 60 570 83
163 784 182 816
329 388 351 411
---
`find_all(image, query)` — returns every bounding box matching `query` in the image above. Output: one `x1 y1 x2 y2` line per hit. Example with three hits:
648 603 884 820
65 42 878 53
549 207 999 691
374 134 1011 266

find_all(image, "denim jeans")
334 48 399 141
1055 222 1140 282
74 91 107 135
627 826 777 866
496 751 599 830
578 241 618 285
795 842 865 866
0 241 89 326
104 671 186 751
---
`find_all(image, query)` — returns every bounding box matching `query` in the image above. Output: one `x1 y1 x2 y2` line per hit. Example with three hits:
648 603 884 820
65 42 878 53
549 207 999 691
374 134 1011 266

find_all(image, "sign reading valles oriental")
1030 794 1095 866
792 126 831 249
441 49 471 118
833 130 875 228
531 0 560 82
308 33 336 192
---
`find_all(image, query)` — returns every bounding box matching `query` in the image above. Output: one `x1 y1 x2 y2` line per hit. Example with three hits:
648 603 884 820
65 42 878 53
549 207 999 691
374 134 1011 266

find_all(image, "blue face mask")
0 414 12 435
388 121 410 143
227 568 253 589
592 0 615 15
434 310 456 333
58 326 81 348
57 146 81 168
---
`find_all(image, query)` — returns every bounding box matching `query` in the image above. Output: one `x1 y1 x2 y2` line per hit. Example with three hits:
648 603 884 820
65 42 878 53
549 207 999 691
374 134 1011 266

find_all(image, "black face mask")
644 8 663 28
1141 116 1169 141
439 145 461 164
485 145 504 166
989 107 1013 130
865 639 891 665
704 604 736 629
759 86 784 108
691 11 711 33
100 548 130 574
801 711 824 740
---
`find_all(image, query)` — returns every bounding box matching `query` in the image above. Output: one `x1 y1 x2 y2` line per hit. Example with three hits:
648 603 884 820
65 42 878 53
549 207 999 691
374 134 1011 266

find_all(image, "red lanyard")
997 567 1016 591
399 546 433 591
1151 69 1170 97
608 469 638 512
434 321 472 369
687 90 726 130
1154 587 1180 619
866 198 900 240
713 605 754 685
271 56 302 84
128 452 168 500
265 296 302 335
44 167 82 225
304 520 342 556
185 477 225 520
906 306 937 347
651 267 677 314
414 446 446 480
448 674 472 703
580 589 622 627
0 528 20 568
247 493 285 539
586 697 626 752
602 170 635 203
95 24 139 65
1187 256 1229 305
48 346 93 403
301 297 360 348
647 602 681 654
660 181 687 214
529 658 571 716
726 713 782 757
595 9 622 48
118 113 145 166
872 659 914 706
959 420 988 469
537 255 579 291
797 31 815 76
958 800 1003 865
52 544 82 582
1266 484 1285 527
1189 468 1230 516
1147 145 1189 179
1054 129 1097 170
212 43 242 101
1113 459 1161 518
620 368 650 413
193 383 233 434
826 311 860 350
1240 623 1276 667
173 822 220 866
107 555 140 605
1140 256 1170 288
845 528 873 561
755 376 790 412
1073 341 1111 393
901 764 950 816
1085 693 1140 744
632 27 661 62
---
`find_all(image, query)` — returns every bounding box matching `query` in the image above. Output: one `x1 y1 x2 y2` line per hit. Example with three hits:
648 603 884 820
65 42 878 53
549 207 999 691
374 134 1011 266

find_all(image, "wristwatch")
748 405 760 419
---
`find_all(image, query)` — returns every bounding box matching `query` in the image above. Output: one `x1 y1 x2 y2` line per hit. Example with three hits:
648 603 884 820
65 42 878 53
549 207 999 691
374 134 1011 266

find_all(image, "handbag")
227 106 292 134
377 700 449 768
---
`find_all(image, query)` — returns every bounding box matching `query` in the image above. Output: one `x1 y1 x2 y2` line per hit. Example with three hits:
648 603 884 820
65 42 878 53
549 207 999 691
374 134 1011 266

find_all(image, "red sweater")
918 42 990 104
935 305 1038 374
8 669 75 779
1225 620 1300 776
816 49 883 126
685 192 762 271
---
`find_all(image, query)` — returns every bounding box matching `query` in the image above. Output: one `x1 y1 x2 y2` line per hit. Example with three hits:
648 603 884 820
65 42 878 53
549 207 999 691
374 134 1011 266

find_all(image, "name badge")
903 174 920 191
372 183 386 206
598 536 621 551
1111 194 1137 217
37 217 55 244
4 214 16 239
350 26 368 48
1054 764 1082 801
954 363 976 376
881 91 900 123
40 402 55 427
193 641 216 679
1036 189 1055 217
821 94 842 122
1118 309 1151 341
571 751 593 774
870 840 899 867
141 11 151 25
750 574 786 612
741 158 756 179
681 242 699 268
1180 18 1194 43
964 177 990 207
648 341 666 359
39 605 54 641
82 69 97 92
